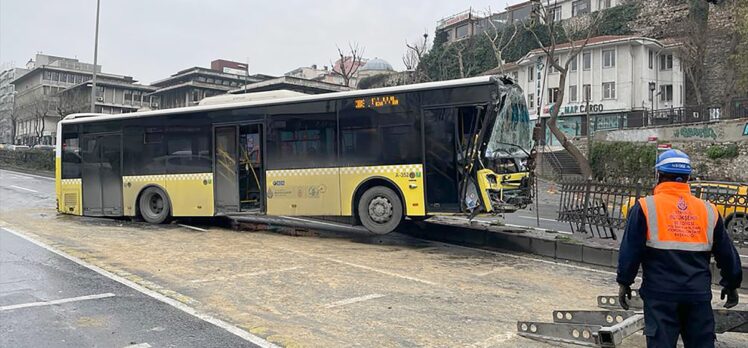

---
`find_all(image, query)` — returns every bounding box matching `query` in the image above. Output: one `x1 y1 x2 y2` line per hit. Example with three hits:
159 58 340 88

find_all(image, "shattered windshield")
485 84 532 158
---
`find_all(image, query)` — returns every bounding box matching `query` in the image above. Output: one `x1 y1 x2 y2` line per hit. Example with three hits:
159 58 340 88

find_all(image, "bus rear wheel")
358 186 402 234
139 187 170 224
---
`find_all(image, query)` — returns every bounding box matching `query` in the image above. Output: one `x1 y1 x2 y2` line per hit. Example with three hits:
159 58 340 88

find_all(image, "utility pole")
90 0 101 113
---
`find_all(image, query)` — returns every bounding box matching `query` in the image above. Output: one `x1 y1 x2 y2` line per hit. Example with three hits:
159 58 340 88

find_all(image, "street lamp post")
90 0 101 113
648 82 656 127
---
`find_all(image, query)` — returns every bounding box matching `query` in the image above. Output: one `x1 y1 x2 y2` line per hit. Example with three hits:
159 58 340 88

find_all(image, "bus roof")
61 75 503 124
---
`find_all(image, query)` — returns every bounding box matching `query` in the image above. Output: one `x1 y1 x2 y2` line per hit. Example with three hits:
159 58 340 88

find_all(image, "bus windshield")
485 84 532 159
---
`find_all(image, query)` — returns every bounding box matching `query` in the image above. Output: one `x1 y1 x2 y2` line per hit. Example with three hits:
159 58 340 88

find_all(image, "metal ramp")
517 291 748 347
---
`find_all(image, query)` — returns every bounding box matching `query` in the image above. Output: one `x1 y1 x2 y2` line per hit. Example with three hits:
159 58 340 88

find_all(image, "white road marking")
0 226 279 348
191 266 304 284
324 294 386 308
516 215 559 222
0 169 54 181
123 343 151 348
0 293 115 311
9 185 38 193
274 246 437 286
178 224 208 232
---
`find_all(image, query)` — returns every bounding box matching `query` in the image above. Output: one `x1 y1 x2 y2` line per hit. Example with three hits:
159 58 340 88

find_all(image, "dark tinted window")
123 122 166 176
166 126 211 173
340 96 422 166
267 102 337 169
61 126 81 179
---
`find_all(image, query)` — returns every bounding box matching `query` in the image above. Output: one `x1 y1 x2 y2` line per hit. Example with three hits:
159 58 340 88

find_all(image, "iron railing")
558 178 748 245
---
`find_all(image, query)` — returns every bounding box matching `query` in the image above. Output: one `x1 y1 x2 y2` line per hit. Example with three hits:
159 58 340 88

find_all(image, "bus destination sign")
354 95 400 109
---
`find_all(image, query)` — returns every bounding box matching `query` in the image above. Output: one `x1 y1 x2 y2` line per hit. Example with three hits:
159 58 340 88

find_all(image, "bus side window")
61 129 81 179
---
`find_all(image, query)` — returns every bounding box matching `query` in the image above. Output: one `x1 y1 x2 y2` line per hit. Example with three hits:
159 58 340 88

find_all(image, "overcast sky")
1 0 518 84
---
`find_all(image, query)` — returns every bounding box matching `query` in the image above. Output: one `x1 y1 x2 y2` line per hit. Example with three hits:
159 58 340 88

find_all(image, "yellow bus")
55 75 532 234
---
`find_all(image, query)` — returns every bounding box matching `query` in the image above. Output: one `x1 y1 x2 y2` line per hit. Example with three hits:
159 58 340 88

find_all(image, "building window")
659 54 673 70
602 49 616 68
660 84 673 102
456 24 470 39
124 90 132 104
583 84 591 101
648 49 653 69
548 87 560 103
572 0 590 16
528 93 534 109
133 91 141 105
569 85 578 102
583 52 591 70
51 72 59 81
43 71 52 81
602 82 616 99
191 90 201 102
598 0 611 9
550 6 562 22
528 66 534 81
95 86 104 98
512 71 519 81
570 55 578 72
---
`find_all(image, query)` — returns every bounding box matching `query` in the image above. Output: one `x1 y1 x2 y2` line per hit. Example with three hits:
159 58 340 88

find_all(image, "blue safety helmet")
655 149 692 175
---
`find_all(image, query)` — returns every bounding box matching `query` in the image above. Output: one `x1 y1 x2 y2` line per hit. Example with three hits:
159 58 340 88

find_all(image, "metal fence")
558 179 748 245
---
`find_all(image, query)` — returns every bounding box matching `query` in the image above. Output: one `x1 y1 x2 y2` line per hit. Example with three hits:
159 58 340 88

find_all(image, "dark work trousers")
642 296 715 348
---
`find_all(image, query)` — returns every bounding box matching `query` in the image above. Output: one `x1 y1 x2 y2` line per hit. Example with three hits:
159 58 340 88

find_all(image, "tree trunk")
685 68 703 106
547 68 593 178
456 50 466 78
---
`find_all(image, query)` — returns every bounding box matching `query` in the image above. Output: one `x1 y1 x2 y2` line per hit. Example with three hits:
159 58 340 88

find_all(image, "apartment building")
504 35 685 145
10 54 138 145
0 67 29 143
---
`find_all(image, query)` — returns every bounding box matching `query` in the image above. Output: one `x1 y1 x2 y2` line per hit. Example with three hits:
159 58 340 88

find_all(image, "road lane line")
191 266 304 283
0 293 115 311
9 185 38 193
178 224 208 232
273 246 437 286
0 169 54 181
123 343 152 348
324 294 386 308
0 226 279 348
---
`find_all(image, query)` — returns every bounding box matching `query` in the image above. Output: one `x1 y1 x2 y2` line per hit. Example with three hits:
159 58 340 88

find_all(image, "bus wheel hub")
369 197 392 223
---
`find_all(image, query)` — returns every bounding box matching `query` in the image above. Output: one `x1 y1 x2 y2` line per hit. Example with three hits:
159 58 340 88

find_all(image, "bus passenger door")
424 108 459 212
81 133 123 216
214 126 240 213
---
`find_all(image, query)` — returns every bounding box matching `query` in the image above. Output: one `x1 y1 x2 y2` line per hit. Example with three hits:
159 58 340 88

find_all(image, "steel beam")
552 310 635 326
597 292 642 310
597 314 645 348
517 321 601 347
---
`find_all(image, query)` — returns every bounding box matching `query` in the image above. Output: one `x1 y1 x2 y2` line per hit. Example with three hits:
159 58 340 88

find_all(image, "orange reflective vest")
639 182 718 252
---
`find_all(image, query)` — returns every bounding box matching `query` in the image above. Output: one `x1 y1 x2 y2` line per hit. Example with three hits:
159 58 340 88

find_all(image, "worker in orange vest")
617 149 742 348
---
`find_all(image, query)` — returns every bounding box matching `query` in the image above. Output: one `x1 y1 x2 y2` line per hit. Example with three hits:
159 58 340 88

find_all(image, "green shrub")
0 149 54 172
589 142 656 180
706 144 739 160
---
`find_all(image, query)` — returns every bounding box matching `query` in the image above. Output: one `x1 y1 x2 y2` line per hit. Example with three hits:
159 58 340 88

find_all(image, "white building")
503 35 685 146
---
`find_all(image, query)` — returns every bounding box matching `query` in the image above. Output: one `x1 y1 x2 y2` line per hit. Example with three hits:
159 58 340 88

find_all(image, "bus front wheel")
139 187 171 224
358 186 403 234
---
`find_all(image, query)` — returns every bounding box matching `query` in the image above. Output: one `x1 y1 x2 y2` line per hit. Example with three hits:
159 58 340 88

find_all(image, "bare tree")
483 8 519 74
30 98 51 146
331 43 365 87
524 0 604 178
449 39 480 78
1 104 20 144
403 32 430 83
56 89 89 118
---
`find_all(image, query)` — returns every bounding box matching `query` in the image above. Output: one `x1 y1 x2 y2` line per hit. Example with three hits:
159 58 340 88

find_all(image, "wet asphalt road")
0 169 260 348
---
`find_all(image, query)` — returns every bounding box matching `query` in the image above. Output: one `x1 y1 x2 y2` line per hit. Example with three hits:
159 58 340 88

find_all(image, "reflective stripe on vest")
640 195 716 252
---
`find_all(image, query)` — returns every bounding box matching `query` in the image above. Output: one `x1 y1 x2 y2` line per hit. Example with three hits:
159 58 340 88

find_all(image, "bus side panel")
122 176 167 217
164 173 214 217
121 174 214 217
340 164 425 217
59 177 83 216
266 168 341 216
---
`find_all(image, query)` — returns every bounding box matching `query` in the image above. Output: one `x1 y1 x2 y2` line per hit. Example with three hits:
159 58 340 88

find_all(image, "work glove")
619 284 632 310
721 288 739 309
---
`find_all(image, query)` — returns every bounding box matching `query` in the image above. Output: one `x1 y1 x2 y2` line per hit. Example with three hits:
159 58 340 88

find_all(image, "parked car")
32 144 55 151
6 145 30 151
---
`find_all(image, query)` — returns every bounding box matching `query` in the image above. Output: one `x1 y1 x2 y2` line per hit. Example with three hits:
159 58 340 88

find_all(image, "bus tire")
358 186 402 234
139 186 170 224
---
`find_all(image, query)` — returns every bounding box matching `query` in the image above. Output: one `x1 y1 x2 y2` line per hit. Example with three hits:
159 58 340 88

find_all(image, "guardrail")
558 178 748 245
